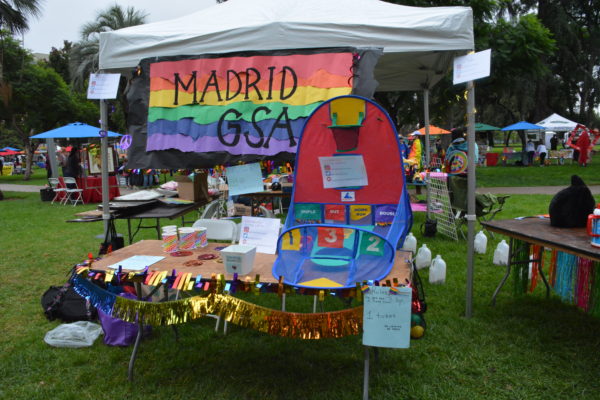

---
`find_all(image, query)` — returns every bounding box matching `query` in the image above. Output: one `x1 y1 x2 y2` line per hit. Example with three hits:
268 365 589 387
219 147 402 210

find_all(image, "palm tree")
0 1 41 199
0 0 41 34
70 5 147 90
0 0 41 90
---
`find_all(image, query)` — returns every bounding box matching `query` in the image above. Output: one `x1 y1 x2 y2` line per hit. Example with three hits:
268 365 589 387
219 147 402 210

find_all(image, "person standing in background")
64 147 82 180
536 141 547 166
525 139 535 166
398 136 409 160
550 134 558 151
57 149 67 176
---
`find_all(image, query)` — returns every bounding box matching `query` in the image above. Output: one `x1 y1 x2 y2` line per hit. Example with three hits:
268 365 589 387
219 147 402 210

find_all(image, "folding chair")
448 175 509 239
192 218 237 243
258 205 275 218
63 177 84 206
198 199 222 219
191 218 238 333
48 178 67 205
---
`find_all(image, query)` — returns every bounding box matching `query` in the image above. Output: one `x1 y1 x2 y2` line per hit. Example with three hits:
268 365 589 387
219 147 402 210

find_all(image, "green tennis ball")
411 314 422 326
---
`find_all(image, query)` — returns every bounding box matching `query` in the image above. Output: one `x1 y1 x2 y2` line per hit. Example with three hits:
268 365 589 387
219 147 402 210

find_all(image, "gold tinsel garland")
112 293 363 339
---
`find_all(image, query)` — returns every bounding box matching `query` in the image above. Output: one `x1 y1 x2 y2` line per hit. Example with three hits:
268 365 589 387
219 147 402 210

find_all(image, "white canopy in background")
99 0 473 91
536 113 578 132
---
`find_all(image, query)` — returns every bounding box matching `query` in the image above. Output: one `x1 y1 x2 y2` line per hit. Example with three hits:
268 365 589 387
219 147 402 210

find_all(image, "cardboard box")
234 203 252 216
175 172 209 202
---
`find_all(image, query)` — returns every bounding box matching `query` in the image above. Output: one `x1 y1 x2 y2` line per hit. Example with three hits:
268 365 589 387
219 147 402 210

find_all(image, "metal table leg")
128 281 145 381
127 218 132 244
491 237 514 306
162 285 179 341
537 247 551 298
491 264 512 306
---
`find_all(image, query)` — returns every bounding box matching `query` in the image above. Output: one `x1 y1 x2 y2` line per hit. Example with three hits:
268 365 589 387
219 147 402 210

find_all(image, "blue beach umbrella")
0 146 21 151
30 122 122 139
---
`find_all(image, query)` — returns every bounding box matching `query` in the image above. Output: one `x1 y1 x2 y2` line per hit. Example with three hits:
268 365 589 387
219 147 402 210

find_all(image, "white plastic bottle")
474 230 488 254
226 198 235 217
493 240 509 266
429 255 446 284
402 232 417 254
415 244 432 270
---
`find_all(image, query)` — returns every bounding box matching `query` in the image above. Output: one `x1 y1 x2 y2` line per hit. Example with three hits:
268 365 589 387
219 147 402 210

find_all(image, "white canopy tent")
99 0 473 91
536 113 578 132
97 0 478 318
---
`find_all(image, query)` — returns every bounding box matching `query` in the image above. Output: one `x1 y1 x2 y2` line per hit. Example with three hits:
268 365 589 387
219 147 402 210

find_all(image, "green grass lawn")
477 158 600 187
1 192 600 399
0 166 49 186
3 158 600 190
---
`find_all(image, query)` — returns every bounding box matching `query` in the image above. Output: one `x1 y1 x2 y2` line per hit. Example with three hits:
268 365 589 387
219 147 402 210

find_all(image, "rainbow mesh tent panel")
273 96 413 289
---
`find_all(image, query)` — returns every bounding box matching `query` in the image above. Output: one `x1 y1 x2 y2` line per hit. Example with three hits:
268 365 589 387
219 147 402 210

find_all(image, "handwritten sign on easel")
362 285 412 348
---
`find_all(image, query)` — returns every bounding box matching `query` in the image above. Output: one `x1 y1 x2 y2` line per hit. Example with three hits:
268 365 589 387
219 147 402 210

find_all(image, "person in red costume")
565 124 599 167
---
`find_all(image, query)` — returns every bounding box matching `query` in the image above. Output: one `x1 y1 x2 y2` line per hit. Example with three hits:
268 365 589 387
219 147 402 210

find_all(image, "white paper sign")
453 49 491 85
87 73 121 99
226 163 264 196
362 285 412 349
318 155 368 189
107 255 164 271
239 216 281 254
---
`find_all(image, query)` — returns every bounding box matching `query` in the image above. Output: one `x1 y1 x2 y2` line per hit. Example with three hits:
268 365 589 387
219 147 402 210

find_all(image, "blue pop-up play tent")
272 96 412 289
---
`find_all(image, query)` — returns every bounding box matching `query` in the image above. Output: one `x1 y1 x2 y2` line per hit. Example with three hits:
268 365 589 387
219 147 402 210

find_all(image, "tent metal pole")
423 89 431 218
46 138 59 179
363 346 370 400
100 99 111 238
465 80 476 318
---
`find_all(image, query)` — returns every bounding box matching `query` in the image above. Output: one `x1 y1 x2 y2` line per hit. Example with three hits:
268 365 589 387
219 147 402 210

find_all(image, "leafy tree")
0 36 98 180
0 0 41 119
378 0 559 146
534 0 600 126
69 5 147 91
0 0 41 34
46 40 72 84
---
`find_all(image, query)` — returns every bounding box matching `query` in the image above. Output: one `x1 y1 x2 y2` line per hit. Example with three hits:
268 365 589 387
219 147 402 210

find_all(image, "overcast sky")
22 0 216 54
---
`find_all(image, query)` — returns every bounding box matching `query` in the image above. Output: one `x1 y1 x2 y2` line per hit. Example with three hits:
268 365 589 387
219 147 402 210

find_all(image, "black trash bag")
421 218 437 237
41 283 97 322
99 219 124 255
549 175 595 228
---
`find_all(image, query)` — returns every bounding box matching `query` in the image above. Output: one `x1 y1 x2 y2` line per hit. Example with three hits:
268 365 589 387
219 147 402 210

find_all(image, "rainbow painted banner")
147 52 354 156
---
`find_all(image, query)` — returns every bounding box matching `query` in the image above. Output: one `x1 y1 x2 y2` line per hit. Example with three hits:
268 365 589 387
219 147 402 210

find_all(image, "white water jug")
415 244 432 270
429 255 446 284
402 232 417 254
474 231 488 254
226 198 235 217
493 240 509 266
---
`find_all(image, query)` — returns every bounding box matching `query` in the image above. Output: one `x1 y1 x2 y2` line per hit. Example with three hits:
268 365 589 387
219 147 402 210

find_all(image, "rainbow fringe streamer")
574 258 594 312
589 261 600 318
70 275 363 339
508 243 600 315
553 252 577 303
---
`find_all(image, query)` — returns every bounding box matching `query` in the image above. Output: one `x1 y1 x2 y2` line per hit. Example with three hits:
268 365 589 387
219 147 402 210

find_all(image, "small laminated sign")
362 285 411 348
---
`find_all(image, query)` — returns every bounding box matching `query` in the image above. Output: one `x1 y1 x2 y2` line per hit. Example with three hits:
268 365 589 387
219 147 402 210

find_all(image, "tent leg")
423 89 431 218
465 80 476 318
363 346 370 400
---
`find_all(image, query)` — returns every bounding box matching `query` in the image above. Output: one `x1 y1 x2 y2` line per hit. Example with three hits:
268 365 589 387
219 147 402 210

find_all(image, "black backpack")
41 283 97 322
